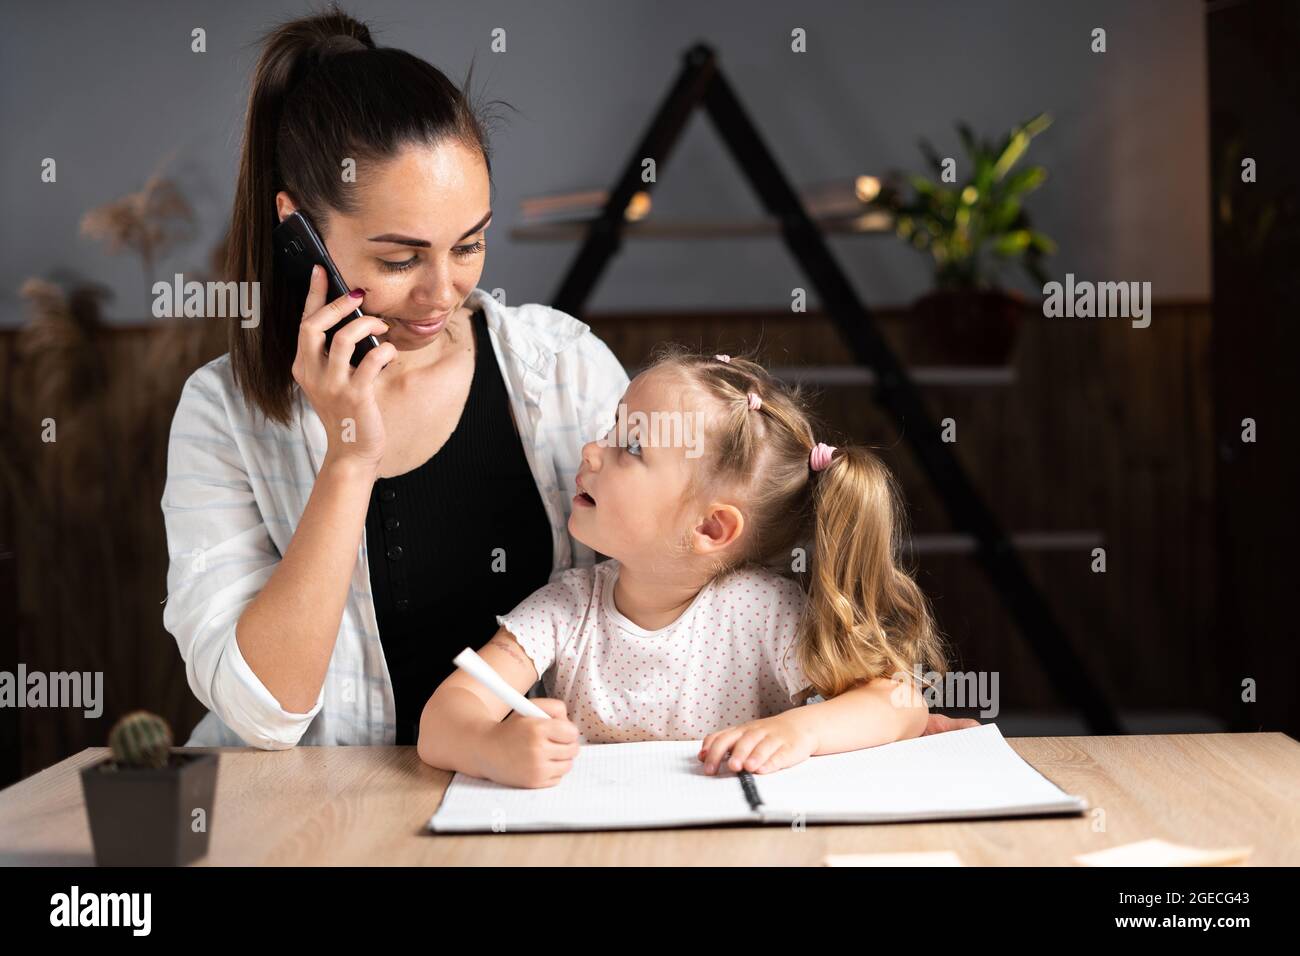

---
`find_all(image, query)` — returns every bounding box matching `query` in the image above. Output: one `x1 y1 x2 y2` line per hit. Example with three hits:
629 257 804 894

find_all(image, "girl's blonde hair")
650 344 949 701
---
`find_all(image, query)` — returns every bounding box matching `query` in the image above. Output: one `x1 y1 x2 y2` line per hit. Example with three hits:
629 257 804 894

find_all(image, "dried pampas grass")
15 278 109 412
79 174 196 294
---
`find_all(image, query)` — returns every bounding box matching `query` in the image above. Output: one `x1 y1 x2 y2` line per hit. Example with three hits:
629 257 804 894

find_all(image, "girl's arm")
786 675 930 755
699 676 929 775
416 628 535 773
417 628 581 788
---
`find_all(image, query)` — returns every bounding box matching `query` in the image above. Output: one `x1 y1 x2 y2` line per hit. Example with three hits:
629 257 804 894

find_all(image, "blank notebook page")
754 723 1085 821
430 740 749 832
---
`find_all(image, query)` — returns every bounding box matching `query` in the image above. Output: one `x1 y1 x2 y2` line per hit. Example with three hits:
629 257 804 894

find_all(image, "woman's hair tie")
317 34 368 57
714 354 731 364
747 392 762 411
809 442 837 472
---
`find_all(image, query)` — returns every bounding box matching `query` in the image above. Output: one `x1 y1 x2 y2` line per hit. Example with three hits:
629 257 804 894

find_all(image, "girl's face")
570 368 741 568
278 140 491 353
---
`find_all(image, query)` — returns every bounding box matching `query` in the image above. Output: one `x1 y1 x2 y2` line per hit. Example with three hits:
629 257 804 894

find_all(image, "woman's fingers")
288 276 391 466
303 286 366 335
300 263 328 319
351 339 398 391
297 285 366 378
326 316 391 383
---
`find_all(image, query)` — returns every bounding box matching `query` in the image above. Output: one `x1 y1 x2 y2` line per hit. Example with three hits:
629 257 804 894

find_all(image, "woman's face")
278 139 492 353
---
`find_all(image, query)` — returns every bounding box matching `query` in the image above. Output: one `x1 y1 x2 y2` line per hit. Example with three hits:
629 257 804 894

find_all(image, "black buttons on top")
374 478 410 606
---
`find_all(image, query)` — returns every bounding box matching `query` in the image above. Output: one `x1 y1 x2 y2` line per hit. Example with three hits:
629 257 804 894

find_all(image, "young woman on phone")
161 9 628 748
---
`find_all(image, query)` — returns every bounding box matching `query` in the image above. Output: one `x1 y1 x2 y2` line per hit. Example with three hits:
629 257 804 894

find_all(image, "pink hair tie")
809 442 837 472
747 392 762 411
714 353 731 363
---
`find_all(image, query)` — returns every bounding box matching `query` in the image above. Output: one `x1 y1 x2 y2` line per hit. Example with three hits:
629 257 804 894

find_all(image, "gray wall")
1 0 1209 327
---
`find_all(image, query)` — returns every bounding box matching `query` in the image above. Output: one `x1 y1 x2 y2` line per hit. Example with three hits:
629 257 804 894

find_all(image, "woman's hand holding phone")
291 264 397 473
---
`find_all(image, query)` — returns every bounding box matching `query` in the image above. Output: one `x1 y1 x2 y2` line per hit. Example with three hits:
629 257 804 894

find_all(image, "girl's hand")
698 714 817 776
922 714 980 735
480 699 580 789
291 265 397 471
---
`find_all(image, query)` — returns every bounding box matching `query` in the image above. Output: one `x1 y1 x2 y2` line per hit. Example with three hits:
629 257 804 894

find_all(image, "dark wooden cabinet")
1207 0 1300 737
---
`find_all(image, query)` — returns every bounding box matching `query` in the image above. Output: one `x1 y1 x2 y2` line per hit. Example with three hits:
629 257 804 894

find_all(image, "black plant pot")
906 288 1026 366
80 752 218 866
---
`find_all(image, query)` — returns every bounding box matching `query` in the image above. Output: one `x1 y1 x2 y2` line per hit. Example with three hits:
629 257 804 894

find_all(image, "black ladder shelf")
546 43 1121 735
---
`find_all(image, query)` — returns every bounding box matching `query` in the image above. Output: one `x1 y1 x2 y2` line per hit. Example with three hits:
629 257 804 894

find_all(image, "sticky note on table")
1075 838 1252 867
823 851 964 866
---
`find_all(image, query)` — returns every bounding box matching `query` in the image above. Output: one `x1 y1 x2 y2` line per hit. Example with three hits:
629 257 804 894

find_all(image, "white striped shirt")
160 288 630 749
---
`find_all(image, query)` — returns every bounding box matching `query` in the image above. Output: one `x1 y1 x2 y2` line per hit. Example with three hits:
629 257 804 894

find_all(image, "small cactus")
109 711 173 769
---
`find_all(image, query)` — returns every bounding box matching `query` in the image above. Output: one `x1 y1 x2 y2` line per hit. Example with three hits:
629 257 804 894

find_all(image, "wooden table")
1 733 1297 865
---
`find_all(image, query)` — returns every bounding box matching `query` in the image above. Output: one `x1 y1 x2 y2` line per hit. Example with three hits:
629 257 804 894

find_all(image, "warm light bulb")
624 191 652 221
855 176 881 203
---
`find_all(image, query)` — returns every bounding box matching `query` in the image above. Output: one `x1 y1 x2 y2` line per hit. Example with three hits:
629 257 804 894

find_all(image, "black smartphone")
272 210 380 367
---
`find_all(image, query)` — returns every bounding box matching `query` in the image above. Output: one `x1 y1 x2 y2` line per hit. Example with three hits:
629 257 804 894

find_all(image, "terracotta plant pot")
905 288 1026 366
80 752 218 866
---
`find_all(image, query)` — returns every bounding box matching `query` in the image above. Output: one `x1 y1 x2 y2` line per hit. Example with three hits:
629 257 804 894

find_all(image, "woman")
161 10 628 748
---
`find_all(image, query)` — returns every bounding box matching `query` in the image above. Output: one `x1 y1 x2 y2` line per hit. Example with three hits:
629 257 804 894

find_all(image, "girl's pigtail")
799 445 949 699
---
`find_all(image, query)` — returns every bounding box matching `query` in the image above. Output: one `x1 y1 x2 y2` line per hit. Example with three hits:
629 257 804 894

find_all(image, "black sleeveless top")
365 307 554 744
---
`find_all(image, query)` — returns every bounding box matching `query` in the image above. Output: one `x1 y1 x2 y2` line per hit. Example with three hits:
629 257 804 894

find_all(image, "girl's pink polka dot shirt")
497 559 813 744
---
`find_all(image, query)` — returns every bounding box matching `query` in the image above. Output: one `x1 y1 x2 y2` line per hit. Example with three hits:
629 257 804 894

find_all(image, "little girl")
418 347 957 789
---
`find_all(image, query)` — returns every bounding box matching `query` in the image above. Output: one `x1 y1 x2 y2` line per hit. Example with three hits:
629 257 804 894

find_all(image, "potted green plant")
80 711 218 866
873 113 1056 365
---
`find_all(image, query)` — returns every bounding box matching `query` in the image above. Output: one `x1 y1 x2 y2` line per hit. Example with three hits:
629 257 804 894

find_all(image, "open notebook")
428 723 1088 833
